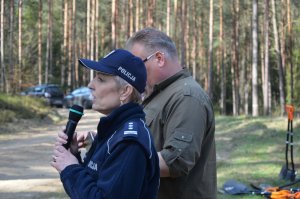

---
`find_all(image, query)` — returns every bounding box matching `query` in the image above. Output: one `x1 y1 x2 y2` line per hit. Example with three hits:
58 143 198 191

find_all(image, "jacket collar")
97 102 145 140
143 68 190 105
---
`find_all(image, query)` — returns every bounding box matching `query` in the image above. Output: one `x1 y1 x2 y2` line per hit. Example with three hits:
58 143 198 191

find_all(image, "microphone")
63 105 84 149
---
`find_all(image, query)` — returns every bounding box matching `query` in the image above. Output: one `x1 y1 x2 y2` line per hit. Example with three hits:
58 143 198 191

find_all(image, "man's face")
129 43 158 96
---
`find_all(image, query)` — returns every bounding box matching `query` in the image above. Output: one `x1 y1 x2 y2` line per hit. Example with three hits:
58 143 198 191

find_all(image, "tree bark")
72 0 77 88
135 0 139 31
287 0 293 103
45 0 53 84
18 0 23 89
62 0 68 87
208 0 214 99
231 0 239 116
9 0 14 92
0 0 5 92
219 0 226 115
111 0 116 49
280 0 286 73
147 0 154 27
49 0 53 82
263 0 270 115
166 0 170 35
173 0 178 39
38 0 42 85
180 0 186 68
271 0 285 116
67 0 73 89
252 0 259 116
191 0 197 79
129 0 133 36
95 0 99 60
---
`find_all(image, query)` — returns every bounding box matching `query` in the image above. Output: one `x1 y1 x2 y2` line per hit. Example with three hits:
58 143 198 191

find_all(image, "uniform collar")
97 102 145 140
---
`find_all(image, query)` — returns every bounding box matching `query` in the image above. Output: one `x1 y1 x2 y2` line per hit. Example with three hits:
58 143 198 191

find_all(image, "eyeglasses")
143 51 160 63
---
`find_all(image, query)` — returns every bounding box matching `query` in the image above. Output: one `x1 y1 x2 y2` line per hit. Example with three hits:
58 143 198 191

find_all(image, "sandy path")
0 109 101 199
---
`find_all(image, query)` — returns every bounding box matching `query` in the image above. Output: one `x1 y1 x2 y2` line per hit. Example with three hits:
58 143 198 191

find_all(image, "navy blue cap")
79 49 146 93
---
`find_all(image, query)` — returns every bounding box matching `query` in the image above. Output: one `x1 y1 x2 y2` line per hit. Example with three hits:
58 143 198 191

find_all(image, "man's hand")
158 152 170 177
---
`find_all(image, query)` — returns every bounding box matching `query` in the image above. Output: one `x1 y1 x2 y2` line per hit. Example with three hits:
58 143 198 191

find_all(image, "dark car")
21 84 64 108
63 87 93 109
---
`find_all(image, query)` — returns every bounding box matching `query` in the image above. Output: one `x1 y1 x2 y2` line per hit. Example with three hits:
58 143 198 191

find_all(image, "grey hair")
113 76 142 104
125 27 178 59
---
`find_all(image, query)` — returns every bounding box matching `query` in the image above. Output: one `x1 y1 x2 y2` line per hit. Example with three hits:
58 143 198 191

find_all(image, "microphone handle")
63 120 78 149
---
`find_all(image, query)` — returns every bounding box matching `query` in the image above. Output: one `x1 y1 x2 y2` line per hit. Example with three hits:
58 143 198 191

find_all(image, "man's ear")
155 51 165 67
120 85 133 102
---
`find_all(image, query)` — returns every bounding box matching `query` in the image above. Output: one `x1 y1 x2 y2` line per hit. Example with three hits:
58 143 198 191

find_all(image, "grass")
0 93 62 127
216 115 300 198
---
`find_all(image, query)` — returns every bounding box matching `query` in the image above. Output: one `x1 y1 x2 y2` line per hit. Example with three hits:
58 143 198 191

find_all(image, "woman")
50 49 159 199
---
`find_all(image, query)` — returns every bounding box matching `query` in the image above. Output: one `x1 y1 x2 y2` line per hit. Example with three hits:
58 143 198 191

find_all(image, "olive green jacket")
143 68 216 199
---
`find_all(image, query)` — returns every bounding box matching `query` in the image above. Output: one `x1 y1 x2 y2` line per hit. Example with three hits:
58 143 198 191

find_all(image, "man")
125 28 216 199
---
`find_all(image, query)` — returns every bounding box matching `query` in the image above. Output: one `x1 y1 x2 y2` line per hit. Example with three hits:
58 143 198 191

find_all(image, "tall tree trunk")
271 0 285 116
245 33 251 116
87 0 93 81
49 0 53 82
45 0 52 84
72 0 76 88
166 0 170 35
280 0 286 73
219 0 226 115
180 0 186 68
135 0 139 31
191 0 197 79
38 0 42 85
9 0 14 92
172 0 177 39
115 0 119 48
208 0 214 99
67 0 73 89
231 0 239 116
263 0 270 115
252 0 259 116
0 0 5 92
287 0 293 104
95 0 99 60
147 0 154 27
90 0 94 61
62 0 68 87
18 0 23 90
129 0 133 36
111 0 116 49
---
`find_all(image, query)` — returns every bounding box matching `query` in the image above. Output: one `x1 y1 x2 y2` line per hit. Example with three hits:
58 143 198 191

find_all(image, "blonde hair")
113 76 142 104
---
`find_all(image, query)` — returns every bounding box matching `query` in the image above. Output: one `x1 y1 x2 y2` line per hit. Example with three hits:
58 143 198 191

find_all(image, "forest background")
0 0 299 117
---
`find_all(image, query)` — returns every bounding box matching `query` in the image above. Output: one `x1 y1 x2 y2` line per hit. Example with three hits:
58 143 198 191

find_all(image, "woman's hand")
50 145 79 173
77 131 96 149
55 130 79 155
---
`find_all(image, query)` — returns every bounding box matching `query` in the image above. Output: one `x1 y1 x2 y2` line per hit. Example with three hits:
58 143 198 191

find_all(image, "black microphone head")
69 105 84 122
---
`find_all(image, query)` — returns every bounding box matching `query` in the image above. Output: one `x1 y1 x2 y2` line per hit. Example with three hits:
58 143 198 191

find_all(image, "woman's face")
88 72 121 115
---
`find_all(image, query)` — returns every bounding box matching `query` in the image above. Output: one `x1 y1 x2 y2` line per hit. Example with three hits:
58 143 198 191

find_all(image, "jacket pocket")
166 131 193 156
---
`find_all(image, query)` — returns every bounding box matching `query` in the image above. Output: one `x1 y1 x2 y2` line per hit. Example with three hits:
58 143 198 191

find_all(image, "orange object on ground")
286 105 295 121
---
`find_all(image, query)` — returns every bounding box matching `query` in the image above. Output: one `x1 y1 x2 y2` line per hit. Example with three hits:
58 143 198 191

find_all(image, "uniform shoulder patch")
122 121 138 137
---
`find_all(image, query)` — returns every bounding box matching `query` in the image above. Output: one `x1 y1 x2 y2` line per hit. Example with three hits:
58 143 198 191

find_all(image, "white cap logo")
118 66 136 82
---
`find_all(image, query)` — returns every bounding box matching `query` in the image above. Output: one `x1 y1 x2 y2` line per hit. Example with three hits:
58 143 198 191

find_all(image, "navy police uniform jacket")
60 103 160 199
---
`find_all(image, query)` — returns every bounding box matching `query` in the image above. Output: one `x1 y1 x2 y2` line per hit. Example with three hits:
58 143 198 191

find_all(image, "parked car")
20 84 64 108
63 87 93 109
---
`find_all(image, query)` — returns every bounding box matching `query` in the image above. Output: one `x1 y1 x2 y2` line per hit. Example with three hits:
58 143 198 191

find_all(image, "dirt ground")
0 108 101 199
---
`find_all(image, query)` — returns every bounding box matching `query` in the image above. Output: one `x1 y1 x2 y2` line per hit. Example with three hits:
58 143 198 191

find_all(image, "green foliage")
216 115 300 198
0 93 50 124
